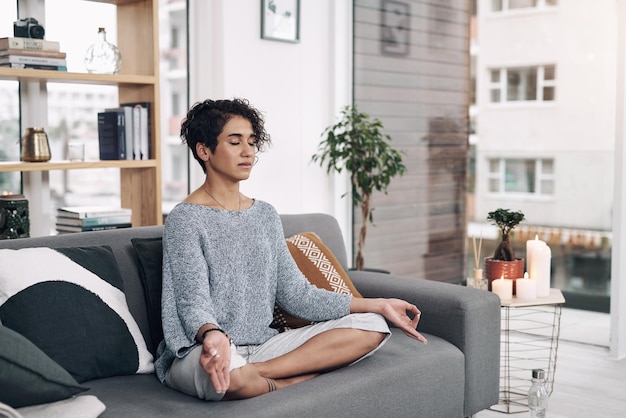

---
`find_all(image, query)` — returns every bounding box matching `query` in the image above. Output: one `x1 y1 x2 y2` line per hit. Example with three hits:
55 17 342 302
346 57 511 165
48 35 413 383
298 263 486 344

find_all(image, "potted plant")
484 208 526 292
312 105 406 271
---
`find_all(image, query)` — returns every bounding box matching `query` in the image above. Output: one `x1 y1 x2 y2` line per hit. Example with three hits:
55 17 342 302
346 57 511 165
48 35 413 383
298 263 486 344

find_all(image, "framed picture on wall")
381 0 410 55
261 0 300 43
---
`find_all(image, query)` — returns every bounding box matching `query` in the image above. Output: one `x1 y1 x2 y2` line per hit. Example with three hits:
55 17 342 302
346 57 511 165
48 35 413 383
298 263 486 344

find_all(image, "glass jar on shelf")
84 27 122 74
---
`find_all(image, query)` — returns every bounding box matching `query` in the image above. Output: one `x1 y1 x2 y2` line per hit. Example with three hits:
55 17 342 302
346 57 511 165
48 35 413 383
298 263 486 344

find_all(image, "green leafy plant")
312 105 406 270
486 208 525 261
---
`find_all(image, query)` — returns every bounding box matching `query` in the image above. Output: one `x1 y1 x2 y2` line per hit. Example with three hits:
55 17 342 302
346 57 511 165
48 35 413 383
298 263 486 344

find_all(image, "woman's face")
206 115 257 182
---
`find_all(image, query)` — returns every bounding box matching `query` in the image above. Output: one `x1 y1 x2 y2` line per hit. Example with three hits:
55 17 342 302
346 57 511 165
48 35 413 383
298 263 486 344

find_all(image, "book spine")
115 112 126 160
0 63 67 71
56 215 132 227
0 48 66 58
121 102 151 160
83 223 132 231
57 208 132 219
56 223 132 233
98 111 122 160
0 37 61 51
0 54 66 66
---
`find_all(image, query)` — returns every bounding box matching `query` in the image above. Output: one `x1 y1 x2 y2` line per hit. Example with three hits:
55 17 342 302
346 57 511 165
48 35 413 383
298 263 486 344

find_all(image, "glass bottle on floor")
528 368 549 418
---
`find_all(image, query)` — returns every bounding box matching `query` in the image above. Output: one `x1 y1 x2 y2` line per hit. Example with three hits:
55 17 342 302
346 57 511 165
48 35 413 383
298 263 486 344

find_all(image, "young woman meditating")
154 98 427 401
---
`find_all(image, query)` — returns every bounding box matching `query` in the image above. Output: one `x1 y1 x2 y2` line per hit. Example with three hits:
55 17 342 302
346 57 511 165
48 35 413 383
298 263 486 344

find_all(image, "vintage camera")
13 17 45 39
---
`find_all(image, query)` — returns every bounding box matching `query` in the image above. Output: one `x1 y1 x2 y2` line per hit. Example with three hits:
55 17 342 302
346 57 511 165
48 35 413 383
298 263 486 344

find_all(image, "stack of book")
0 37 67 71
98 102 151 160
55 206 132 234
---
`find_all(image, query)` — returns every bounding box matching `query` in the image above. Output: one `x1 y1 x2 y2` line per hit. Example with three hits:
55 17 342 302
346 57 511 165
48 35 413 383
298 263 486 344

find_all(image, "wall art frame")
381 0 411 55
261 0 300 43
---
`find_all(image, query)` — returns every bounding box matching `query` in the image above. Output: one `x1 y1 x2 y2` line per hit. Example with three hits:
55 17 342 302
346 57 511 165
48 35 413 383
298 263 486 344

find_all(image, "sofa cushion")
131 237 164 354
0 246 154 383
271 232 362 332
0 325 88 408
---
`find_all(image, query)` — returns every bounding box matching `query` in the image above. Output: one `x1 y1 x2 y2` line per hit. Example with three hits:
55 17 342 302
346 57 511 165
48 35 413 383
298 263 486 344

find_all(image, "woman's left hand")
351 297 428 344
378 298 428 343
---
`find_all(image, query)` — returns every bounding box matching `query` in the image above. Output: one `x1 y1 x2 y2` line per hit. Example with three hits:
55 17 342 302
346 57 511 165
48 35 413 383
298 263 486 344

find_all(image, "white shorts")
164 312 390 401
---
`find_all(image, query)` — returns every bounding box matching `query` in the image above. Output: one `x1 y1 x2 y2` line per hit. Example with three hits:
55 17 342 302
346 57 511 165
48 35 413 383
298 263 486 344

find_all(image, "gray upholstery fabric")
0 213 500 417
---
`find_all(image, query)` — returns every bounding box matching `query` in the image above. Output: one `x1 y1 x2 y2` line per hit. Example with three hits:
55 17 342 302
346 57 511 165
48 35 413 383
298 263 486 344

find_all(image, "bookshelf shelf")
0 68 157 86
0 159 157 172
1 0 162 231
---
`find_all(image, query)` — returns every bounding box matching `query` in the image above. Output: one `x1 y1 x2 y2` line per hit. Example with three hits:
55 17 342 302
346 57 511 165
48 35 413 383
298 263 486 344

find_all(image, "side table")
490 288 565 414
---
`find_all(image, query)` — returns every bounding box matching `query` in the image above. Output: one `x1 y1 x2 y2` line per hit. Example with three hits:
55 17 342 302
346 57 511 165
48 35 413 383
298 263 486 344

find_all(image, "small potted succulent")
484 208 525 291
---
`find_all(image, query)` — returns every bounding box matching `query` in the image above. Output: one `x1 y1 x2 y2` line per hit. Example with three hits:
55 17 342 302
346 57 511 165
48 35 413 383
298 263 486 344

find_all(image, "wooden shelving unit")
0 0 162 228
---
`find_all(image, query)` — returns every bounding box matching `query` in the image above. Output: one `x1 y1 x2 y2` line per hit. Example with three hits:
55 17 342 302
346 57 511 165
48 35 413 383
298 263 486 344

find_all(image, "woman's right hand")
199 331 232 394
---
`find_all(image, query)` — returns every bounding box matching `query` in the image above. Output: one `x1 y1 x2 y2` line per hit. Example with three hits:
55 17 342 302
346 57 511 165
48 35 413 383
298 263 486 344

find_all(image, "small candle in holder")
515 272 536 301
492 275 513 301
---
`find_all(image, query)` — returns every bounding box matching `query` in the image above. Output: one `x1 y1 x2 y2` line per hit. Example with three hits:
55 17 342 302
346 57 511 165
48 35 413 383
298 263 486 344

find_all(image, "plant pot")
484 257 525 294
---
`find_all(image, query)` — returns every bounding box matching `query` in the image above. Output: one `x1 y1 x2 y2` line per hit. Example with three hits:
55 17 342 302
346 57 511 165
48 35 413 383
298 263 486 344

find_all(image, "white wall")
187 0 353 245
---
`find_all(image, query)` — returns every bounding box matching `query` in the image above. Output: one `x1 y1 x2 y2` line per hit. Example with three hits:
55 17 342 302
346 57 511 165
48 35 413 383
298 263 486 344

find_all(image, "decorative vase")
84 27 122 74
484 257 525 294
20 127 51 162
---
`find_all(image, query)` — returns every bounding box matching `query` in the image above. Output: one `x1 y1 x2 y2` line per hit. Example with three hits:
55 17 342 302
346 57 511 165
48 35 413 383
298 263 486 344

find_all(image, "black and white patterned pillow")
0 245 153 383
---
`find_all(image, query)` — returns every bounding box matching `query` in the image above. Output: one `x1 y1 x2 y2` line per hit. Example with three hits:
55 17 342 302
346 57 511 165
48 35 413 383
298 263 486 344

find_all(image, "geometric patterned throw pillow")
271 232 362 332
0 246 154 383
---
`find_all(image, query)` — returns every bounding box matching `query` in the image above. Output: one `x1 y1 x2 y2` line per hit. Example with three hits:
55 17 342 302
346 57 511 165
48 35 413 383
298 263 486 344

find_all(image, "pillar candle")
531 244 551 297
526 235 545 275
492 276 513 301
515 272 536 301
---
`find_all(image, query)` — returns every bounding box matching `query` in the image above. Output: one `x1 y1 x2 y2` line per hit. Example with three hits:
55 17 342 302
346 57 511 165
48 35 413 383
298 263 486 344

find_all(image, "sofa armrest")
348 270 501 416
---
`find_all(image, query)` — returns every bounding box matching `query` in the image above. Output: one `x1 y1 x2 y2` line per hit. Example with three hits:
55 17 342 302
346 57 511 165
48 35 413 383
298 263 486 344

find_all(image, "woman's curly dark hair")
180 98 271 173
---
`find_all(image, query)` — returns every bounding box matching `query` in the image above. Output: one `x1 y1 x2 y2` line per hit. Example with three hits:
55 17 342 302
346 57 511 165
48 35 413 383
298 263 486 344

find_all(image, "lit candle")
526 235 551 298
516 272 536 301
526 235 544 276
529 244 551 298
492 276 513 301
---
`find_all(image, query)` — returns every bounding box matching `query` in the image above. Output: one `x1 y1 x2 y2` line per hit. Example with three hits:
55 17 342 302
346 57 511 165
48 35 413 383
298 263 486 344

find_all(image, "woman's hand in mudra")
350 297 428 344
199 331 232 394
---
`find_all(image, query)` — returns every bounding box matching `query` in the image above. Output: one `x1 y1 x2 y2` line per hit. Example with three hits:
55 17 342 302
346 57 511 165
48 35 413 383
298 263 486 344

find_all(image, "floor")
476 308 626 418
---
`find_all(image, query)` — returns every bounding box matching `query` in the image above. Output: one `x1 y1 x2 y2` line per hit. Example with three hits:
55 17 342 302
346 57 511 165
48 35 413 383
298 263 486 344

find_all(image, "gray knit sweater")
154 200 352 382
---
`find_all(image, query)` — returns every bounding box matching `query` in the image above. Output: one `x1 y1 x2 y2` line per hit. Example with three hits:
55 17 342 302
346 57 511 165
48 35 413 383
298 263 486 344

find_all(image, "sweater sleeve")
160 208 218 356
271 213 352 321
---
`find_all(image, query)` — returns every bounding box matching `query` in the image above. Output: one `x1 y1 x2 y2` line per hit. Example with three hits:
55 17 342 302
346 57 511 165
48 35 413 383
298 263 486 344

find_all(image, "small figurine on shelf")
84 27 122 74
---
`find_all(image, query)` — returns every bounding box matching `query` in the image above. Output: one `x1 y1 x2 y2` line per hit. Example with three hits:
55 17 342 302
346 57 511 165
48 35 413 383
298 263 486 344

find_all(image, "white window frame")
490 0 557 14
489 65 556 103
487 157 555 197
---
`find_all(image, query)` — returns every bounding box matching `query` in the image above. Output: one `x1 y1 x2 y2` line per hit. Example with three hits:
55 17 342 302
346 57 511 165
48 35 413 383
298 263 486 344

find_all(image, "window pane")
541 179 554 194
509 0 538 9
490 89 501 102
545 0 558 6
0 80 21 194
490 69 500 82
542 159 554 174
507 67 537 101
489 159 500 172
543 87 555 101
491 0 503 12
488 178 500 192
544 65 556 80
504 159 535 192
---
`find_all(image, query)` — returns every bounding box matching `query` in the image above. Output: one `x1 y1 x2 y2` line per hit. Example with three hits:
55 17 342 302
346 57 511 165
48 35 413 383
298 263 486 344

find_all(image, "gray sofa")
0 213 500 418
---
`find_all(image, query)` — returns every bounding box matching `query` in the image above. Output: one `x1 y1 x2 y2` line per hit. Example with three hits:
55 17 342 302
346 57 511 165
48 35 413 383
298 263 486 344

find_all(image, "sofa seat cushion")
84 332 464 418
0 246 153 383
